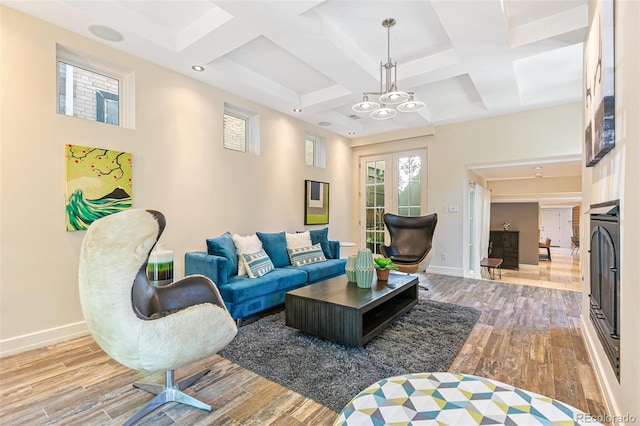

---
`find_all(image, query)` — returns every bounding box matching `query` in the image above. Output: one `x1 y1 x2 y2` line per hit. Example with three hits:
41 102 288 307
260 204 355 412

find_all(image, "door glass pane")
397 155 422 216
365 160 385 254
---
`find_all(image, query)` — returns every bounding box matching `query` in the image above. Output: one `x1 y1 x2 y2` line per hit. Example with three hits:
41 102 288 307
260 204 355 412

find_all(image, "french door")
359 150 427 254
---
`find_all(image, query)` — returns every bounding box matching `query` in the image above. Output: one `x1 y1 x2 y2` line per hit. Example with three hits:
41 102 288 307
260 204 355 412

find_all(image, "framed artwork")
584 0 615 167
305 180 329 225
65 144 132 231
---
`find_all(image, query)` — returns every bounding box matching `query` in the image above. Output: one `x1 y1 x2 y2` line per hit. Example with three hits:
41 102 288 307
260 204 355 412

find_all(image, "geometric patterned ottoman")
333 372 602 426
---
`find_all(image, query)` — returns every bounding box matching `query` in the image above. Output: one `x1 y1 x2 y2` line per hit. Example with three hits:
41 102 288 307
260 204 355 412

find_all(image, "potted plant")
374 257 399 281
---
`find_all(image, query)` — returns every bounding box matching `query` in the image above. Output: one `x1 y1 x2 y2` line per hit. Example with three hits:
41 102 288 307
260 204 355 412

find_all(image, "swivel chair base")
125 369 211 426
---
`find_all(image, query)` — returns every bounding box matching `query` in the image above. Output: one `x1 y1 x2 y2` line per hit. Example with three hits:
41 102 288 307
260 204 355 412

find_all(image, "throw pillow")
288 243 327 267
286 231 312 249
206 232 238 277
241 248 275 278
256 231 290 268
232 234 263 276
309 227 333 259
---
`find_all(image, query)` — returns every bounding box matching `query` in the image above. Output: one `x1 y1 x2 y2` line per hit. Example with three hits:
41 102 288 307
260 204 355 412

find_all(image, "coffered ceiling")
5 0 588 139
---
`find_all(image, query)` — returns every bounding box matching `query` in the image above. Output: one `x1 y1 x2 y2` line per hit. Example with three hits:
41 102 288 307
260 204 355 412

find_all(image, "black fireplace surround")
588 200 620 381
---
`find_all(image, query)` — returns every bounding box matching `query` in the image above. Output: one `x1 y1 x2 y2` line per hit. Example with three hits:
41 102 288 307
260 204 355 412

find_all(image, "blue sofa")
184 229 346 322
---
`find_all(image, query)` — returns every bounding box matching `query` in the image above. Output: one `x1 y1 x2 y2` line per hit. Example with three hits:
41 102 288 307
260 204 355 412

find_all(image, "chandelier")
352 18 426 120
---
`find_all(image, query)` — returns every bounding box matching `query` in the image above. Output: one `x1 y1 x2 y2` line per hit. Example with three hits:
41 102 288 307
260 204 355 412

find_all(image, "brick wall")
223 113 246 151
57 62 118 122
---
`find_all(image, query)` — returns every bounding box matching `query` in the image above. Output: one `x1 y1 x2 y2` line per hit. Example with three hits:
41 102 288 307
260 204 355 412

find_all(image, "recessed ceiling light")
191 65 205 72
348 131 356 135
318 121 331 126
88 25 124 42
535 173 543 178
293 108 302 112
534 166 543 170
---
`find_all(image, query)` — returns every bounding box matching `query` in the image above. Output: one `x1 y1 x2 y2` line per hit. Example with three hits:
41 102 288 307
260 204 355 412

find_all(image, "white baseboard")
580 314 621 423
0 321 89 358
426 265 465 277
519 263 539 270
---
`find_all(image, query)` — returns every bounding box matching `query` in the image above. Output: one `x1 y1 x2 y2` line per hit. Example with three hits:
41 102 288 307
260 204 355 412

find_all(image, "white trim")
580 314 619 423
518 263 539 270
426 265 465 277
0 321 89 358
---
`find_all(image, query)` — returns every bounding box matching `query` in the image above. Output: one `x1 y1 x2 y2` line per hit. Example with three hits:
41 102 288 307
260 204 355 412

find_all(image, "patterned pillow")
241 249 275 278
287 243 327 267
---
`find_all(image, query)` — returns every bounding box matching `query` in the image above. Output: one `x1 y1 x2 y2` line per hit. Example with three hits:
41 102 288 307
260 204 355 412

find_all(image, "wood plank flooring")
0 271 608 425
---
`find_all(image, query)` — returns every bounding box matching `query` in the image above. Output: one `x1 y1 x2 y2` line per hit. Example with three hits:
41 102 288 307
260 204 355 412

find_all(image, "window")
224 103 260 154
58 61 120 125
223 113 246 152
56 44 134 128
304 132 326 167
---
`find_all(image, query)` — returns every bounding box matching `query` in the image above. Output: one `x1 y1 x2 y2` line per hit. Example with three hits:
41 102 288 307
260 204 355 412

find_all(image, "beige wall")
580 0 640 420
351 101 583 277
490 203 539 265
0 7 353 353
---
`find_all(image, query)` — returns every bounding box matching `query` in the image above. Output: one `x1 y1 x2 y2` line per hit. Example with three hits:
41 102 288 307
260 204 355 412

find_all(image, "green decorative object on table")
147 243 174 286
355 249 374 288
374 257 399 281
345 255 357 282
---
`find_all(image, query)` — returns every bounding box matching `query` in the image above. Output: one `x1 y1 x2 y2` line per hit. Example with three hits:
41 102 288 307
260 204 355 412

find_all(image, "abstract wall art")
65 144 132 231
305 180 329 225
584 0 615 167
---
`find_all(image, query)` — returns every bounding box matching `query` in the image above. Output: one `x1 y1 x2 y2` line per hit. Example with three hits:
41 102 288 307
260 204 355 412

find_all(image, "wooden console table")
489 230 519 269
285 273 418 346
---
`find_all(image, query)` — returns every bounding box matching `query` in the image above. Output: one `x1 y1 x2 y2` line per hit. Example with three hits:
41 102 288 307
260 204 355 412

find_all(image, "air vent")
348 114 361 120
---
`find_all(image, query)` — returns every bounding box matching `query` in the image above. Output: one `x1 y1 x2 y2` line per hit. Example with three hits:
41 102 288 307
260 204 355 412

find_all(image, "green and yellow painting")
65 144 132 231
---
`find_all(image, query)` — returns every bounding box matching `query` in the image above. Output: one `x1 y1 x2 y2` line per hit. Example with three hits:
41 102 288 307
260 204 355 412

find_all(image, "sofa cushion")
309 227 333 259
232 234 262 276
285 258 347 283
286 231 311 249
241 248 275 278
206 232 238 278
288 243 326 266
218 268 308 304
256 231 290 268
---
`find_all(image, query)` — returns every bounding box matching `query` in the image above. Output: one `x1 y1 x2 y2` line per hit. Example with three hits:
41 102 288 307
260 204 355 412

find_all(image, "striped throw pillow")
288 243 327 266
241 248 275 278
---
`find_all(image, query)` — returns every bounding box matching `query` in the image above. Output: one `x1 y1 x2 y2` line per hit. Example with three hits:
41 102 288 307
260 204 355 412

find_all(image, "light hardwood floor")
0 265 607 425
497 246 582 292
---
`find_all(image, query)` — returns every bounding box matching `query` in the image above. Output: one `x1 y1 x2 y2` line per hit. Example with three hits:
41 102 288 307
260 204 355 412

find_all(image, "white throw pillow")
286 231 312 249
232 234 263 276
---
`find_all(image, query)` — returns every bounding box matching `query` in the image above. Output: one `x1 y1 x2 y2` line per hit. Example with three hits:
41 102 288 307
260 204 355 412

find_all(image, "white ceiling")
5 0 588 140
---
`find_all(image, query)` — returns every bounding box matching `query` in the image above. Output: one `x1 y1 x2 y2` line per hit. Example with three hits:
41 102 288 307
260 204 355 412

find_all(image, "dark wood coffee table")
285 273 419 346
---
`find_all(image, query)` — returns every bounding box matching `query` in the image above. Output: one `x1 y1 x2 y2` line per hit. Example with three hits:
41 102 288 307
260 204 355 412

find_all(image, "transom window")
223 103 260 154
305 132 326 168
56 44 134 128
58 62 120 125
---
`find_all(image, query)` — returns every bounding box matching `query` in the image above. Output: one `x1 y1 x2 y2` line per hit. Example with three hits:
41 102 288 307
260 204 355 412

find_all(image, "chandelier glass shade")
352 95 380 112
352 18 425 120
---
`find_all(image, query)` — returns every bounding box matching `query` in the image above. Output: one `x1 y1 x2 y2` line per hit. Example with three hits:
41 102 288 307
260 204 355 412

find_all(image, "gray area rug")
218 299 481 413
